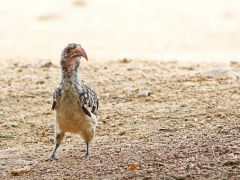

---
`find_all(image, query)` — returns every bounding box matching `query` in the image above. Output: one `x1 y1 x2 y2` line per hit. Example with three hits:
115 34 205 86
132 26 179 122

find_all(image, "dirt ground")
0 59 240 179
0 0 240 179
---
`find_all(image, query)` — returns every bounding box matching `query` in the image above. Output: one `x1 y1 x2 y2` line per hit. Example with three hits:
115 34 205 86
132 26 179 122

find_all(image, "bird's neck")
61 70 82 86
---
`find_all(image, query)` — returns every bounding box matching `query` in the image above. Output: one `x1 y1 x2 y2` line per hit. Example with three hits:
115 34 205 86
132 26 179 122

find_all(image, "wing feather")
52 87 61 111
79 85 99 117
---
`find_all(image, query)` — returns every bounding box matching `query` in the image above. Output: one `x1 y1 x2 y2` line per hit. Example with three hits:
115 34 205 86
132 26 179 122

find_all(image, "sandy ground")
0 59 240 179
0 0 240 179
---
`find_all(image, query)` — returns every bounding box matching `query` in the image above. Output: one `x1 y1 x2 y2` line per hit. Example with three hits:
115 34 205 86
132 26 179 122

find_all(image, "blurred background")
0 0 239 64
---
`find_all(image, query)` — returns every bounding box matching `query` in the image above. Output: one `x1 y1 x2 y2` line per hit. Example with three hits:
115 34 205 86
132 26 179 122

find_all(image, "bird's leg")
50 144 59 160
82 142 90 160
81 128 94 160
50 132 65 160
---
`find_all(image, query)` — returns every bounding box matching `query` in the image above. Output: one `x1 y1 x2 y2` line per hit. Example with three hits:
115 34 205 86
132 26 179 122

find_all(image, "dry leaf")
128 163 138 170
119 131 126 136
11 166 31 176
41 131 46 136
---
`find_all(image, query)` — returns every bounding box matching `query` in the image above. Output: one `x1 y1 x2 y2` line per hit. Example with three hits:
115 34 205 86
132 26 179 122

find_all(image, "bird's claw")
50 155 58 161
82 154 90 160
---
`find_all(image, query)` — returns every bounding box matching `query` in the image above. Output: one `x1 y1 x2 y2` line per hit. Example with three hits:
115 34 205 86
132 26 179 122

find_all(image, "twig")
211 145 220 162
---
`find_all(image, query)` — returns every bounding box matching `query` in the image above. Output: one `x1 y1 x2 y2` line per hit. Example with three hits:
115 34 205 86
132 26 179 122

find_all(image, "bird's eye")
66 44 75 52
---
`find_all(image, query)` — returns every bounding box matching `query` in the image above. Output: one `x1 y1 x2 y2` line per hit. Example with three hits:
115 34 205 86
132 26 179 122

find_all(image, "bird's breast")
58 87 81 115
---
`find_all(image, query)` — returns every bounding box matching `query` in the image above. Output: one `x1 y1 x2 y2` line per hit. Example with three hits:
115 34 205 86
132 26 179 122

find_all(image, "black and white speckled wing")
79 85 99 117
52 86 62 111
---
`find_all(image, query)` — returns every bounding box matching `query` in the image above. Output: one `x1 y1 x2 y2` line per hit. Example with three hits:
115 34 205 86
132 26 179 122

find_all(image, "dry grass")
0 59 240 179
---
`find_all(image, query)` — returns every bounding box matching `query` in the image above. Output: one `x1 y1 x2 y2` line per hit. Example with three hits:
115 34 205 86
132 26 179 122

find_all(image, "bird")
50 43 99 160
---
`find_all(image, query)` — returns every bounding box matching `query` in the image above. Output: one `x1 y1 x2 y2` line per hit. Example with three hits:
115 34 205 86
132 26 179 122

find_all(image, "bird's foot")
50 154 58 161
82 153 90 160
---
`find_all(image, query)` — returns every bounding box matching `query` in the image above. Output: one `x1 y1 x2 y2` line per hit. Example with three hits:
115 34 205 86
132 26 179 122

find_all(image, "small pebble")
36 79 45 84
40 61 53 68
123 88 138 92
30 123 36 127
137 91 149 97
119 131 126 136
12 123 18 127
202 67 240 80
47 122 55 129
119 58 131 63
131 140 139 144
180 104 187 107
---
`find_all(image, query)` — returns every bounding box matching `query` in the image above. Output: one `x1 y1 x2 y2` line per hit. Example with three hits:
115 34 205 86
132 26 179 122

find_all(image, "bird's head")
60 43 88 74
